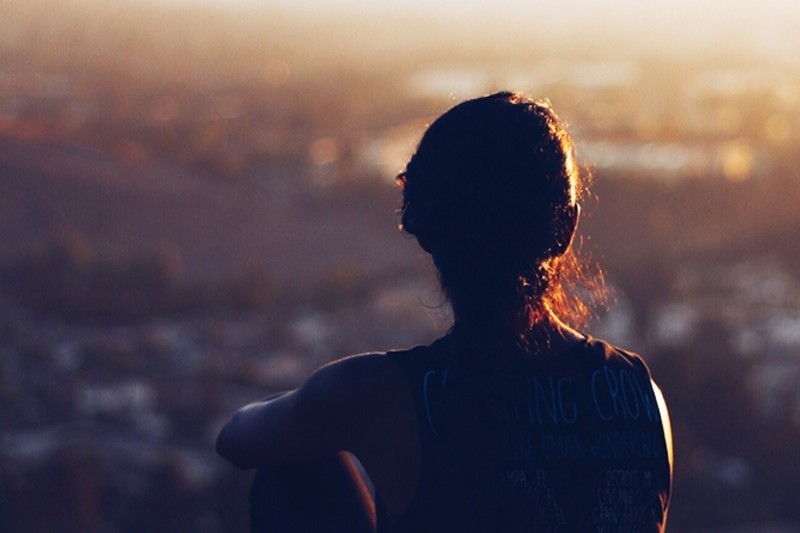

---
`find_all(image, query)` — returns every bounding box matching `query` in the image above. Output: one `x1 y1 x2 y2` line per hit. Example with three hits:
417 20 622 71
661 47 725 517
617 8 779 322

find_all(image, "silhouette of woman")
217 91 673 532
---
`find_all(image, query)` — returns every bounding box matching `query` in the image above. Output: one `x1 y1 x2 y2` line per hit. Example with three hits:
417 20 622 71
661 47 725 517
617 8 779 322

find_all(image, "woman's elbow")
216 391 295 469
216 414 254 469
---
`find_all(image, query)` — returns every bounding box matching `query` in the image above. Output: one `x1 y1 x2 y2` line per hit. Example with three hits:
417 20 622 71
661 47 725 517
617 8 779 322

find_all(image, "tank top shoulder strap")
386 337 450 380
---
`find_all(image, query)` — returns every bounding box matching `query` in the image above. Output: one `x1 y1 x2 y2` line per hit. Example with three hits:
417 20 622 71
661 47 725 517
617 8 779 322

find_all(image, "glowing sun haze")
146 0 800 22
140 0 800 52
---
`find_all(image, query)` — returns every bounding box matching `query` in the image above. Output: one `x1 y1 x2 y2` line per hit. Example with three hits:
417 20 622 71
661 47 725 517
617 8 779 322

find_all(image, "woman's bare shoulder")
309 352 413 416
216 351 414 468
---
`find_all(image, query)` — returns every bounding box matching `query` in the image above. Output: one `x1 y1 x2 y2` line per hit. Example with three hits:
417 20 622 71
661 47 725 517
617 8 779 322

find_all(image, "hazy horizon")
147 0 800 53
7 0 800 64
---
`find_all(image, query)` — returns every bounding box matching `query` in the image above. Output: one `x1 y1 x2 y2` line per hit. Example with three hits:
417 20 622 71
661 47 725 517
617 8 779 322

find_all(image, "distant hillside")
585 172 800 270
0 135 423 287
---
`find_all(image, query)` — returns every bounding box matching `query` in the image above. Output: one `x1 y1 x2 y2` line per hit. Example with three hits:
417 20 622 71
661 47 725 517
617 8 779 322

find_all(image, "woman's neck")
450 311 585 359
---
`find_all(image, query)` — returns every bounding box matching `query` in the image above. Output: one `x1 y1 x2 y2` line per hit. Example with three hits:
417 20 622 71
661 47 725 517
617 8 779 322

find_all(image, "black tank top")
383 336 671 533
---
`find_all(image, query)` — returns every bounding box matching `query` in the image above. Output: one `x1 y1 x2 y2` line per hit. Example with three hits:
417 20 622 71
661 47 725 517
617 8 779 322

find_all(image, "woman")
217 91 673 532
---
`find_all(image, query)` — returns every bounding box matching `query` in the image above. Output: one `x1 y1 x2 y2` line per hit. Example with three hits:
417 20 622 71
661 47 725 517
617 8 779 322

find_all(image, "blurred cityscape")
2 1 800 531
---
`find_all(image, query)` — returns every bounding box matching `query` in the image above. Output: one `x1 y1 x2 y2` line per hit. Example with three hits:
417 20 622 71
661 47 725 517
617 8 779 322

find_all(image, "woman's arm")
216 355 379 469
216 390 300 469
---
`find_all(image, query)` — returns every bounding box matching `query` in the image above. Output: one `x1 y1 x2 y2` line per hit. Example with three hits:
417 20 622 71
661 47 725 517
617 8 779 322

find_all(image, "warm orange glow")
719 140 755 182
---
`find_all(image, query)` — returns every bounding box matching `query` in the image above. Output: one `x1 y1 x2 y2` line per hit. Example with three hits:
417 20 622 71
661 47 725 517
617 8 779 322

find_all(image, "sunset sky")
135 0 800 60
149 0 800 23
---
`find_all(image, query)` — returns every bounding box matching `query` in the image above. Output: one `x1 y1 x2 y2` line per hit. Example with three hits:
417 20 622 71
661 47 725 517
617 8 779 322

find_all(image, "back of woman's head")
398 91 601 346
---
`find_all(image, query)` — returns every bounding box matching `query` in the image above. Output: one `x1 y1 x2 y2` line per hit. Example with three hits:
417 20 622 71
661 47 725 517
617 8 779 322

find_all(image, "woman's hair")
397 91 604 347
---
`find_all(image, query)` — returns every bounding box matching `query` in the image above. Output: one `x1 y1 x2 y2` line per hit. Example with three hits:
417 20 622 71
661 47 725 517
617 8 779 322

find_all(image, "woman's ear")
550 203 580 257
